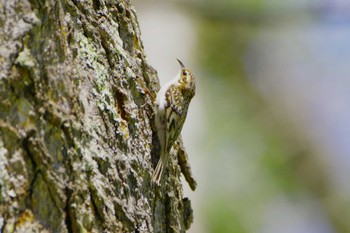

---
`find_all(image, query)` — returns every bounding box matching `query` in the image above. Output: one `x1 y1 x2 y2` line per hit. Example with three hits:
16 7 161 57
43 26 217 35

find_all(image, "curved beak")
176 59 185 69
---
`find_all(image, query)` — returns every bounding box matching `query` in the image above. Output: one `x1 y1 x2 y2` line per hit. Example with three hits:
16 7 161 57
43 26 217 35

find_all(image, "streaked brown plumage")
152 59 196 184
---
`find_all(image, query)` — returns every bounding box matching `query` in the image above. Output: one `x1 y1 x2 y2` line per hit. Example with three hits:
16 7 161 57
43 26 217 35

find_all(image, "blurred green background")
133 0 350 232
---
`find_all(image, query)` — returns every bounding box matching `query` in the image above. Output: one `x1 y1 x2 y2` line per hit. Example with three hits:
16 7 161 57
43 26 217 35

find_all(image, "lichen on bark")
0 0 194 232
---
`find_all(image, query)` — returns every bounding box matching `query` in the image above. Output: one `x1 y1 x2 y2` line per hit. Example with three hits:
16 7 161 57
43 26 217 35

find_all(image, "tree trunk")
0 0 194 232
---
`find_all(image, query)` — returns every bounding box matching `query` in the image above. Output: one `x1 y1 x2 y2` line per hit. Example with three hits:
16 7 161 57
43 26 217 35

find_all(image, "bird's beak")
176 59 185 69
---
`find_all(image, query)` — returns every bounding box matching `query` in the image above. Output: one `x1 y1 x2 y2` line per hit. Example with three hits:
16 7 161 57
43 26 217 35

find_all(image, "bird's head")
177 59 196 97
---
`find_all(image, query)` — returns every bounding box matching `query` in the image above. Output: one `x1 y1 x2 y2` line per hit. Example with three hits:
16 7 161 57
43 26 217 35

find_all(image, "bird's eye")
182 71 188 76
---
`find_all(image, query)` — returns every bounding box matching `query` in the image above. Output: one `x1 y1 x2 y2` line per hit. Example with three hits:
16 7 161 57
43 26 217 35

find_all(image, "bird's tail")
152 153 168 184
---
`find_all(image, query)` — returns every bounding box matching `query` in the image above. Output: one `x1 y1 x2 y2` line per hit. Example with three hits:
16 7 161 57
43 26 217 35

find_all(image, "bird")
152 59 196 184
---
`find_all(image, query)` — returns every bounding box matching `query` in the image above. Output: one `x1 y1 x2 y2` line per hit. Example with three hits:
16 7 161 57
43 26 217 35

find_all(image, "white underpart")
156 71 181 109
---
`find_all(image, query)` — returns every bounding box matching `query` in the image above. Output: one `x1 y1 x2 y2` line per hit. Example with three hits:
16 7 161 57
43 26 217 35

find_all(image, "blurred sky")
133 1 350 232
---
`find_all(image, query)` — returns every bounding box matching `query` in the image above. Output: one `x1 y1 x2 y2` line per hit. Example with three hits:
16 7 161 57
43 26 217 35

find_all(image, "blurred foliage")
194 6 335 233
197 18 302 187
206 198 246 233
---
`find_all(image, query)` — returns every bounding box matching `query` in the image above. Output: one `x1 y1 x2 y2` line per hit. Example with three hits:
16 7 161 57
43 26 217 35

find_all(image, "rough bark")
0 0 193 232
